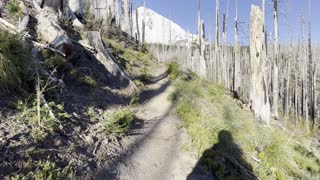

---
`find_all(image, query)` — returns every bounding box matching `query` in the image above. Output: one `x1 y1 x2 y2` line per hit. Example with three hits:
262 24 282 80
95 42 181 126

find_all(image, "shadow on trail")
95 105 174 179
144 72 168 85
187 130 257 180
138 80 170 105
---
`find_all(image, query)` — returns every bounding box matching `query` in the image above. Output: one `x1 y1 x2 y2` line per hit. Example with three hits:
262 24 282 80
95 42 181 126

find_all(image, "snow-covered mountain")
132 7 195 45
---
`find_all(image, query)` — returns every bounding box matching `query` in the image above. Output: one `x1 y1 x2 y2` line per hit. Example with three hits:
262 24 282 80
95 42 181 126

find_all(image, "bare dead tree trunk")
222 12 229 88
162 16 165 61
215 0 219 49
215 0 220 83
272 0 279 119
234 0 241 98
249 5 271 124
284 42 292 117
200 20 207 78
135 9 140 43
115 0 120 26
128 2 133 35
122 0 131 35
198 0 201 54
209 20 213 81
301 15 309 128
224 0 230 90
308 0 316 124
295 41 299 126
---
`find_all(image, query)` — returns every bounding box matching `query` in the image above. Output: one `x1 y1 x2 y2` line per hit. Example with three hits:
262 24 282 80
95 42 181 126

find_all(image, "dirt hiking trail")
96 65 213 180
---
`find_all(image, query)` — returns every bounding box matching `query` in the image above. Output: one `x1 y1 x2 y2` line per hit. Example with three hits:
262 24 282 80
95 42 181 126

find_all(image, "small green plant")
16 74 70 141
103 109 135 136
67 68 78 80
5 0 23 17
129 92 140 107
0 30 33 91
85 106 96 122
79 75 97 88
68 142 77 152
133 80 144 90
44 56 65 70
167 61 180 80
140 66 150 82
34 160 75 180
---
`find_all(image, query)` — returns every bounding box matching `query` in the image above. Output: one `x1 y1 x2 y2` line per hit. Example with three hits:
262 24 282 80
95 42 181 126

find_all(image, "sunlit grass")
171 78 320 179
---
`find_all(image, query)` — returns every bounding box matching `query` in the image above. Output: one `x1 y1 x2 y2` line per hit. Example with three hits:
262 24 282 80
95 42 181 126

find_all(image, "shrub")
140 66 150 82
133 80 144 90
5 0 23 17
167 61 180 80
17 98 70 140
43 51 74 72
79 75 97 88
85 106 96 122
34 160 75 180
0 30 33 91
103 109 135 136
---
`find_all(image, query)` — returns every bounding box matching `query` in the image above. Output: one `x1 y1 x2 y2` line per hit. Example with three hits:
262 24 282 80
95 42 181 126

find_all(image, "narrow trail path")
97 65 212 180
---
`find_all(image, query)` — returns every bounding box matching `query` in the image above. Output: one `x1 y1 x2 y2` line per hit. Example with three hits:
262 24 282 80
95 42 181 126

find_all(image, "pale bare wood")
0 17 18 33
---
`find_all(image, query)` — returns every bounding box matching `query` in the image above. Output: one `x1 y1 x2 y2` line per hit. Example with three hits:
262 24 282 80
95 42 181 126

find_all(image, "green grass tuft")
5 0 23 17
102 109 135 136
79 75 97 88
34 160 75 180
0 30 33 91
166 61 180 80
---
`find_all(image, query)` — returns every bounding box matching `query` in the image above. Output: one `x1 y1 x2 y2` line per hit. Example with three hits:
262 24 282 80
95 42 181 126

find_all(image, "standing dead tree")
249 5 271 124
233 0 241 98
215 0 220 83
272 0 279 119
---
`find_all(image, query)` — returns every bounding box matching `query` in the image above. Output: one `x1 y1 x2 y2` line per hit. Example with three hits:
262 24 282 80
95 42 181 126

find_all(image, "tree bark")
234 0 241 98
122 0 131 35
215 0 220 83
135 9 140 43
272 0 279 119
249 5 271 124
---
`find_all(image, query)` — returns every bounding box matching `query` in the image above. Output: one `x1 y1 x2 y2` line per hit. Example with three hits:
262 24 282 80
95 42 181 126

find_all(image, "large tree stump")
36 8 76 61
87 31 137 91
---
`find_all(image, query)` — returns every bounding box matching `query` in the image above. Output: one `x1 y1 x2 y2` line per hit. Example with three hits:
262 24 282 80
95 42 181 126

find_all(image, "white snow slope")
132 7 195 45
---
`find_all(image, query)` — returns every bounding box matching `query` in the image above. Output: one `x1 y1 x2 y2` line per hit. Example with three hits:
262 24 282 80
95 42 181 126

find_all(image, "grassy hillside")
169 70 320 179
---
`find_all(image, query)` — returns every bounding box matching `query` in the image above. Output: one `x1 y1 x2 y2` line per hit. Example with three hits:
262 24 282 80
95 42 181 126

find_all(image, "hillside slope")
170 75 320 180
0 1 160 178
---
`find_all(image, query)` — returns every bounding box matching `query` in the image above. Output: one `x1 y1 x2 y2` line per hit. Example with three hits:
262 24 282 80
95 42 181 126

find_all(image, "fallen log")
0 17 18 33
31 40 66 57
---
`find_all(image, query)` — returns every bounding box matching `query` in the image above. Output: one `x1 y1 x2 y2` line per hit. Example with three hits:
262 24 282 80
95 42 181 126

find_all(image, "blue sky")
131 0 320 45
